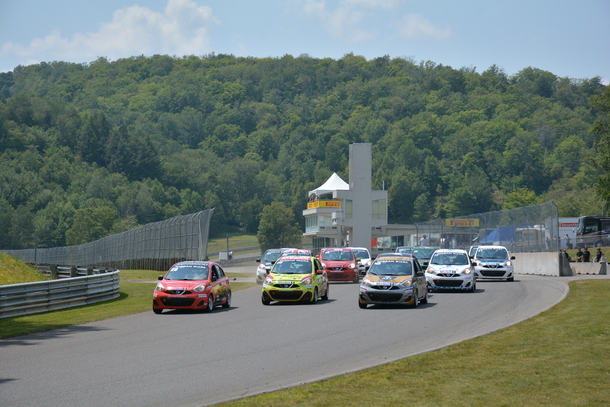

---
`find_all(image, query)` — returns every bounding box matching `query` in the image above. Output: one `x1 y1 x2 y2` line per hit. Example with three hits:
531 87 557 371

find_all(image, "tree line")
0 53 607 250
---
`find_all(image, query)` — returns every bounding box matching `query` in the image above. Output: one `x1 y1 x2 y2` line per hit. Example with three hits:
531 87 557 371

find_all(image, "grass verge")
0 269 256 339
217 279 610 407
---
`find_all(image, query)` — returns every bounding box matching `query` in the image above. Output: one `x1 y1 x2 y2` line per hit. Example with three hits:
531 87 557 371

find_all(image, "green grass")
217 279 610 407
0 267 256 339
2 249 609 406
208 234 259 253
0 253 51 285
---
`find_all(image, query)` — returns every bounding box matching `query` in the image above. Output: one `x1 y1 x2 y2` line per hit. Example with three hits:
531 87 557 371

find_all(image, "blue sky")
1 0 608 83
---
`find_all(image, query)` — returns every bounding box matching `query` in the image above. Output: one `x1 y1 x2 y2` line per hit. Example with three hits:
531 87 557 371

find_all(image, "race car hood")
476 259 508 265
161 280 209 290
268 273 310 282
365 274 412 285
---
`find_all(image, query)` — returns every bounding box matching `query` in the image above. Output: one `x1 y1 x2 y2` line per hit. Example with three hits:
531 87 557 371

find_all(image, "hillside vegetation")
0 54 606 250
0 254 50 285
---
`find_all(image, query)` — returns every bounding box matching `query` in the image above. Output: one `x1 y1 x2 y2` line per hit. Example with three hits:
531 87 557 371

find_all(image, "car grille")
272 283 298 289
370 285 400 290
481 264 504 269
161 297 195 306
433 279 463 287
269 290 303 300
480 269 507 277
328 266 346 271
165 290 192 295
367 292 404 302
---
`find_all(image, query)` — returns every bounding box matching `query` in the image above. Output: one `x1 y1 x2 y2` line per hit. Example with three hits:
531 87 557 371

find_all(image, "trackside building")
303 143 416 254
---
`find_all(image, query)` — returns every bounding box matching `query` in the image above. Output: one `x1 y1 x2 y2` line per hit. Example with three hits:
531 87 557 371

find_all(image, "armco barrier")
0 271 120 319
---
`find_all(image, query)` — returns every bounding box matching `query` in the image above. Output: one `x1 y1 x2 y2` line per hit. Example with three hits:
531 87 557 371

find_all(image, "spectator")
576 248 584 262
594 248 603 262
583 247 591 262
565 234 572 249
420 235 429 246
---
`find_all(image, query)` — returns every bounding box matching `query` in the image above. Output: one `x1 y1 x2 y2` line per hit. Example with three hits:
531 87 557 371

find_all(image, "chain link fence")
414 201 560 253
2 209 214 271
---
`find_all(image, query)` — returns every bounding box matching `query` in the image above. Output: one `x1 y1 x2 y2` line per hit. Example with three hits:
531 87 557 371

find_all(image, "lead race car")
261 255 329 305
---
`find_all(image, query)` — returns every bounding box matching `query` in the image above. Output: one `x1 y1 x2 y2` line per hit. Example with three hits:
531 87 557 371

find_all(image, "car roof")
375 254 414 262
432 249 469 254
276 255 312 260
172 261 210 266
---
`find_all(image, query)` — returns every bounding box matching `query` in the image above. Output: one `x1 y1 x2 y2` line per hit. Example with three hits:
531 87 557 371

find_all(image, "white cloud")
301 0 395 41
300 1 448 42
399 13 451 39
0 0 218 64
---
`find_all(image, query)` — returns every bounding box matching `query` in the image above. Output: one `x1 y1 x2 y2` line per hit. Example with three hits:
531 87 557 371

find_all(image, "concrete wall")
513 252 607 276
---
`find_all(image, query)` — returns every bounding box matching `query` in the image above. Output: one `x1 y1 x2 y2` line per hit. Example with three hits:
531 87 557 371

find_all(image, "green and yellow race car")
262 255 329 305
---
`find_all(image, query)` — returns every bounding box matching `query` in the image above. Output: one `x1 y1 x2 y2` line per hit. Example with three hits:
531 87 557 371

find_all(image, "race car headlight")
258 263 266 270
155 283 165 291
193 283 207 292
365 260 372 267
301 275 312 285
426 267 437 274
461 268 472 275
398 278 413 287
505 261 512 267
361 277 372 286
348 262 357 269
321 262 327 268
264 275 274 284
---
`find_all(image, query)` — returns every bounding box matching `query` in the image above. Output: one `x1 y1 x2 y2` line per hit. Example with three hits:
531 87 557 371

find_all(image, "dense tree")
591 85 610 211
0 54 604 249
257 202 302 251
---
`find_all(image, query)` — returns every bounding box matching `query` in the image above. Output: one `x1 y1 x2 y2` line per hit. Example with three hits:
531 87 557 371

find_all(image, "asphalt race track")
0 271 589 407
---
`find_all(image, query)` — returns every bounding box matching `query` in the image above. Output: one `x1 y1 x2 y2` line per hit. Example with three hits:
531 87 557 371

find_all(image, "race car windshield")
272 260 311 274
351 249 369 259
412 248 437 260
369 261 412 276
476 249 508 260
165 266 208 280
322 251 353 261
430 253 469 265
262 251 283 262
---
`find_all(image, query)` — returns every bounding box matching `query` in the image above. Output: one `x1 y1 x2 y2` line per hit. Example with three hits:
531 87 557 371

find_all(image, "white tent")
308 172 349 197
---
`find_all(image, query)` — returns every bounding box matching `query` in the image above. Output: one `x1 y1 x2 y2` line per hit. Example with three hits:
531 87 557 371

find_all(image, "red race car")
319 248 359 283
153 261 231 314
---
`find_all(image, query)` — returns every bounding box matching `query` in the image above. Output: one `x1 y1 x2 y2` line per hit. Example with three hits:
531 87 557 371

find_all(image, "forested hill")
0 54 605 250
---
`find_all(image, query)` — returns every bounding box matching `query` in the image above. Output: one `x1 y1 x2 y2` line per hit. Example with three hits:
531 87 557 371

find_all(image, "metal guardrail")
0 269 120 319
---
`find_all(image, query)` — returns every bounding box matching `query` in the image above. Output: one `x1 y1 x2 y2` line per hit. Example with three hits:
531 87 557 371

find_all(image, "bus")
575 215 610 248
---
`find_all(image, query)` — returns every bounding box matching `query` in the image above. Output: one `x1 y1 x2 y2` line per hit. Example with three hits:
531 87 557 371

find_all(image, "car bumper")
325 269 358 281
474 266 513 280
153 293 210 310
262 283 315 302
425 274 475 290
359 285 416 305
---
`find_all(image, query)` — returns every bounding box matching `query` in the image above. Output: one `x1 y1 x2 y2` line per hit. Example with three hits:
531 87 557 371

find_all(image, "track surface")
0 273 582 407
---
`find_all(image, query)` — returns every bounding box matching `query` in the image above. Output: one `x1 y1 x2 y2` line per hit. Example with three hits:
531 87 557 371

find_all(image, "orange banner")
307 200 341 209
445 218 480 227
